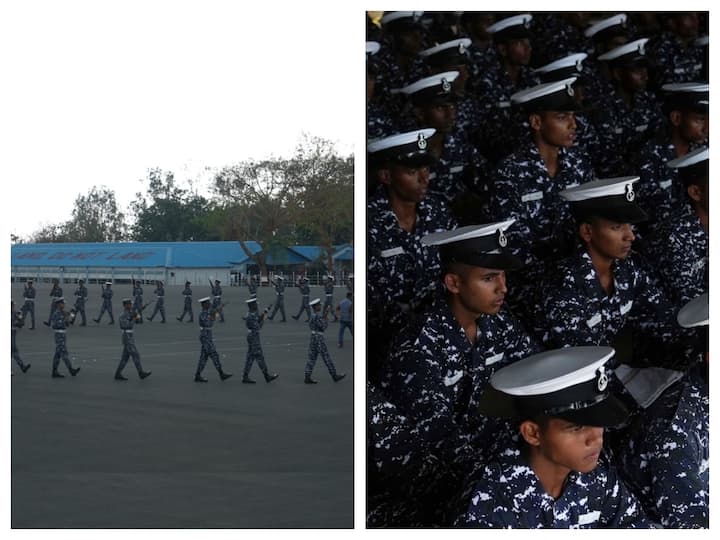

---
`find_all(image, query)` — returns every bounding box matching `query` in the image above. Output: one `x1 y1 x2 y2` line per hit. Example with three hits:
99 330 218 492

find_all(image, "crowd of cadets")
366 11 708 529
12 274 352 384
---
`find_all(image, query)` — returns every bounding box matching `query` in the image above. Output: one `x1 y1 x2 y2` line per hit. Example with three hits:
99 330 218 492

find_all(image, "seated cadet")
487 76 594 327
367 41 398 139
394 71 490 220
377 220 541 527
634 83 708 232
650 12 704 86
612 293 708 528
536 176 696 369
592 39 665 176
581 13 631 106
473 14 540 163
532 53 603 171
644 147 708 306
454 346 656 528
417 38 482 137
367 128 457 381
372 11 429 125
457 12 497 85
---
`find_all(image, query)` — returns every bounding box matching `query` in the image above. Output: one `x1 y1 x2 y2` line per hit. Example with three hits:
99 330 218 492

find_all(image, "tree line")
19 135 353 274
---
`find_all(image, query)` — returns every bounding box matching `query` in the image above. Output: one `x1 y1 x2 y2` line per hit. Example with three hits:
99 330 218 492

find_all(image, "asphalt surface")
11 282 354 528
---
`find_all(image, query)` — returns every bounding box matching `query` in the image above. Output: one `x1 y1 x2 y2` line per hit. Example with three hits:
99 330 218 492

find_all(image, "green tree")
63 186 127 242
29 223 70 243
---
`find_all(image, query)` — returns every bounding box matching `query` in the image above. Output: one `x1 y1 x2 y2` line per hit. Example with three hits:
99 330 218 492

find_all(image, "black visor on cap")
552 394 629 427
679 161 709 186
662 92 709 116
539 67 584 84
493 26 532 44
412 87 458 108
523 89 579 113
386 18 425 34
611 54 649 69
571 195 648 224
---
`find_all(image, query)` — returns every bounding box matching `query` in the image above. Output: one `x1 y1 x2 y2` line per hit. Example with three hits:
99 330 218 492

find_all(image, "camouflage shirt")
651 32 705 85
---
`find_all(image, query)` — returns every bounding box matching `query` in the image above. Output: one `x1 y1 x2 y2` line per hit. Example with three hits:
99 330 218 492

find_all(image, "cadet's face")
381 163 430 203
619 66 648 92
583 219 635 260
678 111 708 143
672 13 699 39
419 102 456 134
534 111 576 148
534 418 605 474
504 38 531 65
450 266 508 316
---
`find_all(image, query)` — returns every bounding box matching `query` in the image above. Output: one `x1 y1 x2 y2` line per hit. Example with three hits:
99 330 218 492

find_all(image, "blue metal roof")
333 245 354 261
288 245 323 261
11 241 260 268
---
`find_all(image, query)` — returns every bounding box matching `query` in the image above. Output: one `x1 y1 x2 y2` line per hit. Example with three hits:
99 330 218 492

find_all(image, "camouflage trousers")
74 300 87 325
244 334 268 377
178 300 193 321
97 300 114 323
52 335 74 372
21 302 35 328
149 298 166 322
197 333 223 374
294 296 311 320
305 334 338 378
117 338 144 374
268 296 285 321
323 296 338 321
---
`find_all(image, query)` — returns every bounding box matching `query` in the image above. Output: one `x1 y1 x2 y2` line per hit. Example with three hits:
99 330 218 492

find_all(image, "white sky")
1 1 361 240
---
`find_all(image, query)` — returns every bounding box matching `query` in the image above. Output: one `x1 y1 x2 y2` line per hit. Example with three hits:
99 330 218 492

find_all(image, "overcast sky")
2 1 361 240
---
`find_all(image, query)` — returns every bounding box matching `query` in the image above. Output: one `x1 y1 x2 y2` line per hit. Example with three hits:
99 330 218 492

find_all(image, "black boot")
242 376 256 384
304 376 318 384
139 370 152 379
176 317 182 322
70 367 81 376
291 315 299 320
265 373 279 383
52 370 64 378
220 371 233 381
115 372 128 381
93 318 100 323
21 363 31 373
194 373 208 382
332 373 346 382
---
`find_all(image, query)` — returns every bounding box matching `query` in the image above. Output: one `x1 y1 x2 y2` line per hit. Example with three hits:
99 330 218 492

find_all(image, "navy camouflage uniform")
322 280 338 322
455 449 654 528
211 282 224 322
132 283 144 324
292 280 311 321
95 285 114 323
116 307 149 378
536 247 696 369
372 46 428 126
614 377 708 528
243 308 272 381
177 284 193 322
21 284 36 329
590 88 665 176
367 100 398 140
147 284 166 322
195 306 228 379
304 310 340 381
643 202 707 307
73 282 88 326
367 186 457 335
46 282 62 325
247 275 258 299
11 307 29 372
50 307 78 376
267 279 286 321
651 31 705 86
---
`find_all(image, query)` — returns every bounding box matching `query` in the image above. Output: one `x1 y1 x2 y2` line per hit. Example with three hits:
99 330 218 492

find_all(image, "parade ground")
11 282 354 528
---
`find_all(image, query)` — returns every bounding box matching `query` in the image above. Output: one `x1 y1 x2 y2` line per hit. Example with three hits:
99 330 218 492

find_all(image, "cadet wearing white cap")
176 281 193 322
367 129 457 380
94 281 115 324
304 298 345 384
194 296 232 382
613 292 708 528
21 279 36 330
534 177 696 369
591 38 664 176
50 297 81 378
321 275 338 322
375 220 542 526
132 279 144 325
394 71 491 214
115 298 152 381
291 276 311 322
455 346 655 528
72 279 88 326
242 298 278 384
458 12 497 85
474 13 540 162
635 83 708 230
581 13 630 105
644 147 708 306
209 279 224 323
44 278 63 326
147 280 166 323
267 275 286 322
650 12 704 86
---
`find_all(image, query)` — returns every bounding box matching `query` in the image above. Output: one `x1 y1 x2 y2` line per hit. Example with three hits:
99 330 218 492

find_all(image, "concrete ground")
11 282 354 528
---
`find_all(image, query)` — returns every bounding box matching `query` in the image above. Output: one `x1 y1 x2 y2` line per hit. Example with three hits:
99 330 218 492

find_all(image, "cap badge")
441 77 451 92
497 229 508 248
566 83 575 97
625 183 635 202
523 18 530 29
596 366 608 392
412 11 421 22
417 133 428 150
458 42 466 54
638 42 645 56
575 59 584 72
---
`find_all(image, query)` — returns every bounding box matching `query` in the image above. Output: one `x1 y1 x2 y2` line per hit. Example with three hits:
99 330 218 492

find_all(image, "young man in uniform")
21 279 36 330
455 346 655 528
267 276 287 322
73 279 88 326
304 299 345 384
194 297 232 383
177 280 193 322
44 278 63 326
147 280 166 323
242 298 279 384
322 275 338 322
50 297 81 378
336 292 353 348
94 281 115 324
291 276 311 322
115 298 152 381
